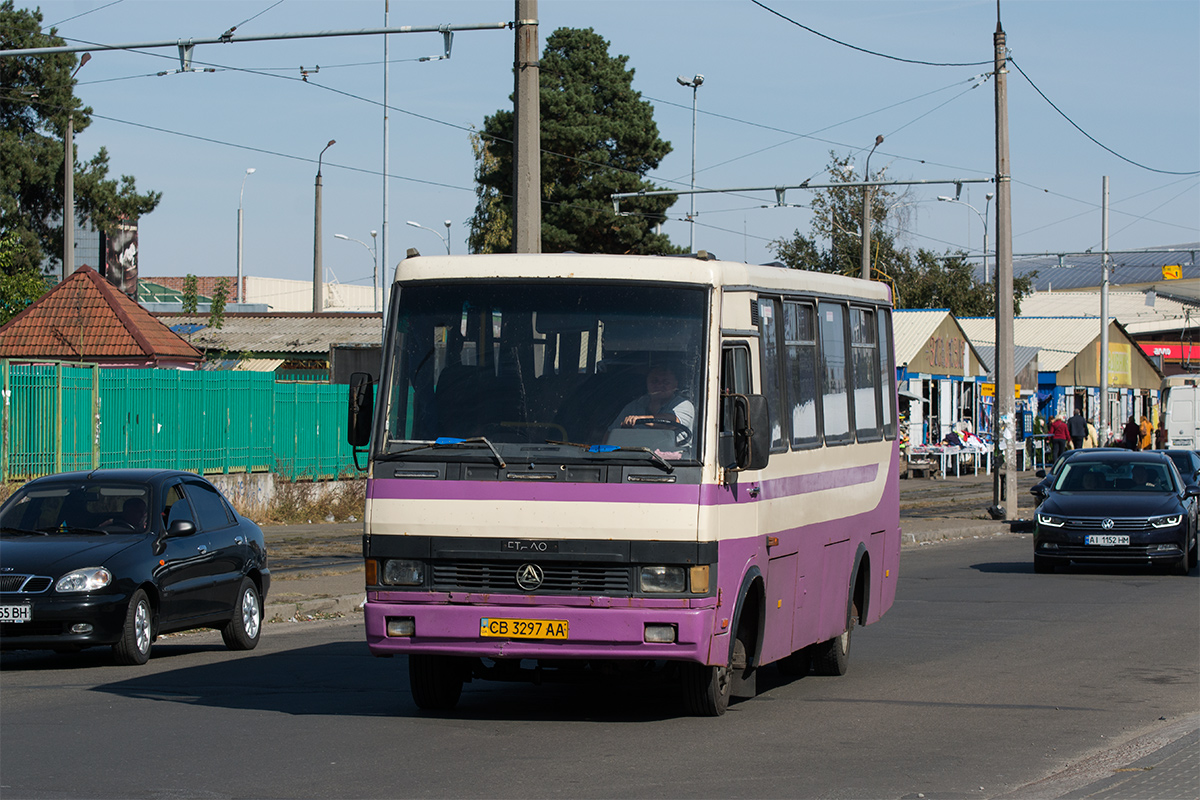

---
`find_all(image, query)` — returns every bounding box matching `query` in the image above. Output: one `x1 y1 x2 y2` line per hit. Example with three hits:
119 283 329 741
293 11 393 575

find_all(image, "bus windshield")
382 281 708 461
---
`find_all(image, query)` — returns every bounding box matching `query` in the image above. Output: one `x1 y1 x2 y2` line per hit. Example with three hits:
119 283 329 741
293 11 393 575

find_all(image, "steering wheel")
104 520 136 532
632 417 692 446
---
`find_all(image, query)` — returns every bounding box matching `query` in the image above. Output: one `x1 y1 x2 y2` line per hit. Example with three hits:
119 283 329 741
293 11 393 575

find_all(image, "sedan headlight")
1149 514 1183 528
1036 513 1065 528
55 567 112 593
640 566 686 593
381 559 424 586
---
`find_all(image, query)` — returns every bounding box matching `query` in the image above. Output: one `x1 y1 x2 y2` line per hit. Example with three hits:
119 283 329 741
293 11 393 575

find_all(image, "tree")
0 1 161 277
0 231 47 325
182 274 199 314
208 278 229 330
468 27 683 255
769 152 1034 316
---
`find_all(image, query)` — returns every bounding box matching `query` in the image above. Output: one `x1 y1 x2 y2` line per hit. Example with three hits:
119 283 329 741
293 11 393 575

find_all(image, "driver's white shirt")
608 393 695 432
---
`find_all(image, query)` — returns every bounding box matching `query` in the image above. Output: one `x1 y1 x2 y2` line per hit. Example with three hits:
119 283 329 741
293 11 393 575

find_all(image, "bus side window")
758 298 787 452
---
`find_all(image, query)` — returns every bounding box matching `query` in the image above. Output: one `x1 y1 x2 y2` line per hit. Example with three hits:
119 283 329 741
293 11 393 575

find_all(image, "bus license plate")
1085 535 1129 546
0 605 31 623
480 618 568 640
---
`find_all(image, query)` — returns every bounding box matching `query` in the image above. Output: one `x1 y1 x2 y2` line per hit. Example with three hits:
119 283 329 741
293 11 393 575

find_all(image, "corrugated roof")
1001 243 1199 294
1017 291 1199 335
155 312 382 357
893 309 952 365
959 317 1113 372
0 267 202 365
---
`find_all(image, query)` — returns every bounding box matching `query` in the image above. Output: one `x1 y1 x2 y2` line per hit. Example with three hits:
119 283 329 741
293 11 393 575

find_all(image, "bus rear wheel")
409 654 465 711
813 602 856 676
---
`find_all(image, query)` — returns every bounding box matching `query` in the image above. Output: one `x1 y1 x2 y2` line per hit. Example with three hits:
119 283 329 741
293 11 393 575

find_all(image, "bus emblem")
516 564 544 591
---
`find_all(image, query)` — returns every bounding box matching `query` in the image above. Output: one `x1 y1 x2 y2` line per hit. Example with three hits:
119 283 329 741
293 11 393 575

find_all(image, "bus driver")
608 362 694 444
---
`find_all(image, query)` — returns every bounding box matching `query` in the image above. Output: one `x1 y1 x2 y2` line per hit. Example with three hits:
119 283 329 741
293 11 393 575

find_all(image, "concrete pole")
993 20 1017 519
63 115 74 281
382 0 389 327
1100 176 1110 441
313 172 324 313
513 0 540 253
860 135 883 281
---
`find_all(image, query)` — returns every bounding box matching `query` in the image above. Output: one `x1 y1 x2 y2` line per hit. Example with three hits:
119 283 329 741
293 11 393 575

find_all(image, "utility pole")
1100 176 1110 440
993 13 1017 519
313 139 335 313
860 134 883 280
513 0 540 253
63 52 90 282
382 0 389 320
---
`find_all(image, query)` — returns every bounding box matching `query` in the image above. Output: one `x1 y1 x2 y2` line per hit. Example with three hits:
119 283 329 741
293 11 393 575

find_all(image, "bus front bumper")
364 591 721 663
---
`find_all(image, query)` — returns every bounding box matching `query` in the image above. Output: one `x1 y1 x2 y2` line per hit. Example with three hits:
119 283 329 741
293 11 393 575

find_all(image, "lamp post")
236 168 255 305
676 74 703 254
63 51 90 281
334 231 379 313
937 192 994 283
406 220 450 254
313 139 336 313
860 134 883 281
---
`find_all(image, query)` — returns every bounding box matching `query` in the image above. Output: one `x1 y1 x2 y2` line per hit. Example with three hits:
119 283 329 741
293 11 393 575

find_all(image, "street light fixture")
676 73 704 253
860 134 883 281
236 167 255 305
406 220 450 254
313 139 336 313
938 192 995 283
334 231 380 315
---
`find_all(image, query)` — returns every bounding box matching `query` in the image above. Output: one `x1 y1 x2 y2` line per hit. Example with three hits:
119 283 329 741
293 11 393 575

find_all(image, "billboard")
102 219 138 299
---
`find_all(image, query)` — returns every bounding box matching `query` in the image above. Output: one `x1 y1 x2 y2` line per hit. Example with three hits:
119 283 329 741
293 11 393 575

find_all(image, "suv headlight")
1036 513 1065 528
382 559 424 586
55 567 112 593
1149 514 1182 528
640 566 686 593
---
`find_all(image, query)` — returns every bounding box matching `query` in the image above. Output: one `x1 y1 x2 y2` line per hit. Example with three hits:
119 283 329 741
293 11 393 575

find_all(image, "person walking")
1139 415 1153 451
1122 415 1141 450
1084 418 1098 448
1154 420 1168 450
1067 408 1087 451
1049 414 1070 461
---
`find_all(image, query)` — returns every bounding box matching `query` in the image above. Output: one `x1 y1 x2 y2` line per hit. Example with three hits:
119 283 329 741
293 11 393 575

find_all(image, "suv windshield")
382 281 707 462
1 482 151 534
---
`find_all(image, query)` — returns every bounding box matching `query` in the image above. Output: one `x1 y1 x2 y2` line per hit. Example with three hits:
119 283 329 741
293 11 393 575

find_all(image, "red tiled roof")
0 266 202 365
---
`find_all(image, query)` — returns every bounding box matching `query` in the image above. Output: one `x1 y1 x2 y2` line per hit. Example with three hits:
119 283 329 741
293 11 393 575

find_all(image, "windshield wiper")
546 440 673 473
37 525 110 535
1 526 48 536
392 436 506 468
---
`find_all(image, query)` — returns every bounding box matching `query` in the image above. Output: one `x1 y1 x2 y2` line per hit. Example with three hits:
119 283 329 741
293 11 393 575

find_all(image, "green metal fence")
1 361 355 482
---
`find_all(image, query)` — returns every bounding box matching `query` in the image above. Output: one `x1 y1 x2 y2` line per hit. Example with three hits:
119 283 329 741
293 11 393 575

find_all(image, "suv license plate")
0 605 31 623
1085 535 1129 546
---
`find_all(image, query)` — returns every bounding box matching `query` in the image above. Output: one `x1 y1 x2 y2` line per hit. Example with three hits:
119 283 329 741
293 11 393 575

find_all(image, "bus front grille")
431 561 632 595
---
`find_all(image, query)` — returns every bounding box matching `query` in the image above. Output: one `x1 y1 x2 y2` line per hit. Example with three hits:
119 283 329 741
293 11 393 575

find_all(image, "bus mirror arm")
348 372 375 459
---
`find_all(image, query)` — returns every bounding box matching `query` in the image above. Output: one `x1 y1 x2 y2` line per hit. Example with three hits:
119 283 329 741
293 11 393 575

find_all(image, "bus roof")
393 253 893 305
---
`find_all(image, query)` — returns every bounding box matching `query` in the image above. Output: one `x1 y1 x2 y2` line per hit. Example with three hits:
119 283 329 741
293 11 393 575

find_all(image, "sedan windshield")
382 281 708 461
1055 461 1177 493
1 483 151 534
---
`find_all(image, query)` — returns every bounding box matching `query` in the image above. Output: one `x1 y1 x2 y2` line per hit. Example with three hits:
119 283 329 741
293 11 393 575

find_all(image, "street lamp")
63 51 90 281
406 220 451 254
938 192 994 283
860 134 883 281
313 139 336 312
676 74 703 253
334 231 379 314
236 168 255 305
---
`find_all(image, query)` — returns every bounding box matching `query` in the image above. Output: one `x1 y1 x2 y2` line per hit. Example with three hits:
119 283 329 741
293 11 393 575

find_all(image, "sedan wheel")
221 578 262 651
112 589 152 666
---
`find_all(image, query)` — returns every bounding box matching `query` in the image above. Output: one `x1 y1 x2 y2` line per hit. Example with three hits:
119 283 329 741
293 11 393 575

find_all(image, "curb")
265 592 365 624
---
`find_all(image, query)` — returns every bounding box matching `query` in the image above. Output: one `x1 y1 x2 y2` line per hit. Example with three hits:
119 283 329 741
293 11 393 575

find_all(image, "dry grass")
242 479 366 525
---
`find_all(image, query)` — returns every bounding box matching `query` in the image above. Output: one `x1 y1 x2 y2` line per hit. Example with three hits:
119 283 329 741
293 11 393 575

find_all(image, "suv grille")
430 561 632 595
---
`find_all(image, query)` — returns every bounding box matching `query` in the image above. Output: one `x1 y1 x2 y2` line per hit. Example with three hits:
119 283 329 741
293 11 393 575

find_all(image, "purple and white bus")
348 252 900 715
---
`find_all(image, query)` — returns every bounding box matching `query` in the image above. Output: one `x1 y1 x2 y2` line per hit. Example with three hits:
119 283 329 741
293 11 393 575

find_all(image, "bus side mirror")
348 372 374 448
722 393 770 472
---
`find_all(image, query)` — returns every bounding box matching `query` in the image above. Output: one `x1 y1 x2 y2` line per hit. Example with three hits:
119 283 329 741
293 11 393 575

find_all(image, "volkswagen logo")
516 563 544 591
1101 518 1115 530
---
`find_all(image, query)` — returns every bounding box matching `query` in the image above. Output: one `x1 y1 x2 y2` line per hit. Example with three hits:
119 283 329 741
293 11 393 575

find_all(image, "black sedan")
1031 450 1199 575
0 470 270 664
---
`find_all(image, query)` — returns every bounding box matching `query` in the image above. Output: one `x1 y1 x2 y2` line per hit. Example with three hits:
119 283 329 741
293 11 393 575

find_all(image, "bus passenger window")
784 302 819 448
758 298 786 451
851 307 880 441
819 301 852 445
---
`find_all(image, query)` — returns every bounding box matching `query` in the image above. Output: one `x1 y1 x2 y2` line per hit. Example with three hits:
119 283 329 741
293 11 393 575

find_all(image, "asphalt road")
2 533 1195 800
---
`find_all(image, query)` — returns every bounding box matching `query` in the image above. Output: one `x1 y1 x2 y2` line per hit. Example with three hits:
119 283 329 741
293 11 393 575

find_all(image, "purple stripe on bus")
368 479 701 504
698 463 880 505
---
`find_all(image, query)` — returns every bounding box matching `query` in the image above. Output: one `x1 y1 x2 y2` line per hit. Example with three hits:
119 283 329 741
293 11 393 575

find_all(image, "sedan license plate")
1085 534 1130 546
0 605 31 623
480 617 568 640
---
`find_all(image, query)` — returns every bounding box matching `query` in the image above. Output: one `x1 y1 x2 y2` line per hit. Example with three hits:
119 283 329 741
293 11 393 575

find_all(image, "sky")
13 0 1200 300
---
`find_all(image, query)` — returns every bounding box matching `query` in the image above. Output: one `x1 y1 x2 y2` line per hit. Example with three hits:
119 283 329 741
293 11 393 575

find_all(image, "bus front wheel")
409 654 465 711
681 660 732 716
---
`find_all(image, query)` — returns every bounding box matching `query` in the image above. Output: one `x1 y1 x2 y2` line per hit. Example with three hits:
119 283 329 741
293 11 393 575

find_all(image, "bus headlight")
382 559 425 586
640 566 686 593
